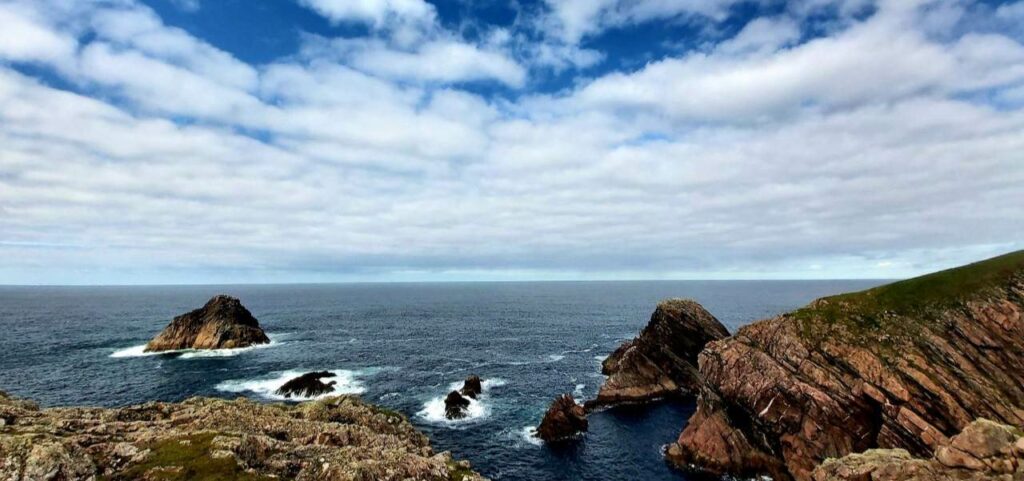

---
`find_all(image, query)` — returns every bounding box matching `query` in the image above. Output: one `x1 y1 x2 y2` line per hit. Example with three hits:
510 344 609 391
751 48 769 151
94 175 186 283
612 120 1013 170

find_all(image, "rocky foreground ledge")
0 391 485 481
667 250 1024 481
812 418 1024 480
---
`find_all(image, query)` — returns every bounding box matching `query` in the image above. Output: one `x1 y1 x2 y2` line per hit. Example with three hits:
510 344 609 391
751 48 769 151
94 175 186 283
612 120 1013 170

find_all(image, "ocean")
0 280 881 480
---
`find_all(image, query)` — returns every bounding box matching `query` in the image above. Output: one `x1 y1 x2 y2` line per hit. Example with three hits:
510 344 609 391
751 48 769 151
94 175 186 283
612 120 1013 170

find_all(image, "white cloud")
89 6 257 90
572 2 1024 122
0 0 1022 283
296 0 435 27
0 3 77 66
541 0 741 44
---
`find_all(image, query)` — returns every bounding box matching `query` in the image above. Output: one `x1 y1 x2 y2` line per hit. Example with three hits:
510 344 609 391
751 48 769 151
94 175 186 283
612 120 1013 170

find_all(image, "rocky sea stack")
145 295 270 352
445 391 471 420
667 250 1024 481
536 394 588 442
586 299 729 409
0 391 486 481
275 371 337 399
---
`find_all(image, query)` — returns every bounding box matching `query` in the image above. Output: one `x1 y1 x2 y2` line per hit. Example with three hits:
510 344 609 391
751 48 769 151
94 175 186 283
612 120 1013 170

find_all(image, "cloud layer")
0 0 1021 284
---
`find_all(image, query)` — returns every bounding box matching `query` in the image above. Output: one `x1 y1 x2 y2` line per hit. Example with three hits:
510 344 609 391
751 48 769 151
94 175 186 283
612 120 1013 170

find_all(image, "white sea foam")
110 335 282 359
547 354 565 362
519 425 543 446
417 378 506 425
215 369 367 401
573 383 585 399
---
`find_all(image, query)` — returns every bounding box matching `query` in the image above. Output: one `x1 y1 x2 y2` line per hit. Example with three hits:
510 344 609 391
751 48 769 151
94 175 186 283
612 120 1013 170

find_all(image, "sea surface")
0 280 882 480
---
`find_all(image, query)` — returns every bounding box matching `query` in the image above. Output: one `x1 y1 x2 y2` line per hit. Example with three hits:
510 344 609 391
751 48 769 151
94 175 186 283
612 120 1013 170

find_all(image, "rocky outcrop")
0 390 486 481
536 394 588 443
462 375 482 399
668 250 1024 481
275 371 337 399
445 391 471 420
586 299 729 409
145 295 270 352
812 419 1024 480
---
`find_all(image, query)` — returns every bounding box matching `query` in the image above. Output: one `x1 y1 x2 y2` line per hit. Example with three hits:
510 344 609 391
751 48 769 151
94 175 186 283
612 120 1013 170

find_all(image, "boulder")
145 295 270 352
275 371 337 399
586 299 729 409
812 419 1024 481
445 391 471 420
536 394 588 442
461 375 483 399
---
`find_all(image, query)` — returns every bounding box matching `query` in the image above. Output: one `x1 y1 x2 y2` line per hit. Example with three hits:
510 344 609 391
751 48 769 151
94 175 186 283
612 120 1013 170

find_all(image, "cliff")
812 419 1024 480
667 250 1024 481
146 295 270 352
0 391 485 481
586 299 729 409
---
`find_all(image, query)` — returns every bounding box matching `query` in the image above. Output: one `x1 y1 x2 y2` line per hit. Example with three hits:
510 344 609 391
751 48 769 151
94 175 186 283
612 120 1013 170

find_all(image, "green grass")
445 459 475 481
793 250 1024 346
109 433 274 481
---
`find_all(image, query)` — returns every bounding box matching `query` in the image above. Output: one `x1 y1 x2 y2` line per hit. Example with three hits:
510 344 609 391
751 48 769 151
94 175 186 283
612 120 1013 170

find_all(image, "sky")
0 0 1022 285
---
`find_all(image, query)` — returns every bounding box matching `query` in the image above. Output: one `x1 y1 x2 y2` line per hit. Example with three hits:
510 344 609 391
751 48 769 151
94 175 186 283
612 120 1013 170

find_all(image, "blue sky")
0 0 1022 285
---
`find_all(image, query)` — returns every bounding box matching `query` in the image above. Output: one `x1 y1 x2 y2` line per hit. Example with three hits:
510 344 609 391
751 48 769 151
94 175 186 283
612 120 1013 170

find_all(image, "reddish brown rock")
667 251 1024 481
586 299 729 410
145 295 270 352
536 394 588 442
812 419 1024 481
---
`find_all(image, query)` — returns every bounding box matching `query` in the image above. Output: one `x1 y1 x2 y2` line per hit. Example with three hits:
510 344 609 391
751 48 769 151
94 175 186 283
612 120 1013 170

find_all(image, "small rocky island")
444 375 484 420
536 394 588 442
275 371 337 399
0 391 485 481
666 250 1024 481
145 295 270 352
586 298 729 410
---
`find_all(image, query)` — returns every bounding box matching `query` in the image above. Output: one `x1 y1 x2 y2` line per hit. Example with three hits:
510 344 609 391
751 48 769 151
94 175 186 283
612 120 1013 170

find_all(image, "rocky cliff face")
812 419 1024 481
667 251 1024 481
146 295 270 352
586 299 729 409
0 391 485 481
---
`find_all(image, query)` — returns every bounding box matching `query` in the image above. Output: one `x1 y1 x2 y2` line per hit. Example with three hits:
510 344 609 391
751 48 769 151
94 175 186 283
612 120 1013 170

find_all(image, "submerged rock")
444 390 471 420
536 394 588 443
145 295 270 352
668 250 1024 481
812 419 1024 481
0 390 487 481
275 371 337 399
586 299 729 410
461 375 483 399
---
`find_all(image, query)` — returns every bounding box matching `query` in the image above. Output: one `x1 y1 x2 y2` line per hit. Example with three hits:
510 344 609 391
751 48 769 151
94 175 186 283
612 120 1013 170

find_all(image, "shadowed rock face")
445 391 471 420
667 251 1024 481
461 375 483 399
275 371 337 399
586 299 729 410
536 394 588 442
145 295 270 352
812 419 1024 481
0 391 487 481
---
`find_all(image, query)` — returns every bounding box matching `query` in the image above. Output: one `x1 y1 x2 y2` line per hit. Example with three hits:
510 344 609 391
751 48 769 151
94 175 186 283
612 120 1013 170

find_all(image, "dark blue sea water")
0 281 881 480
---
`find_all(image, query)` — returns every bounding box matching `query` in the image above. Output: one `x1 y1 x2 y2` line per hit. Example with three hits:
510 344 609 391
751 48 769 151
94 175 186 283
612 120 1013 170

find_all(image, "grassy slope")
793 250 1024 345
